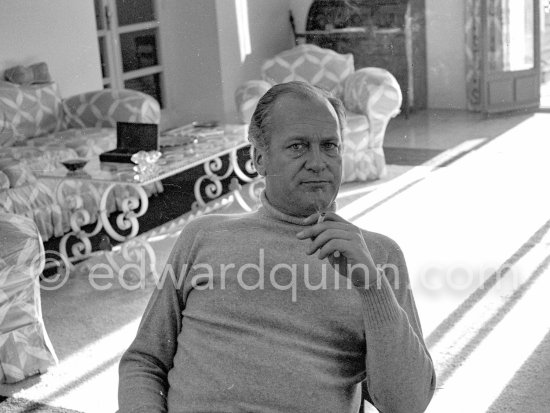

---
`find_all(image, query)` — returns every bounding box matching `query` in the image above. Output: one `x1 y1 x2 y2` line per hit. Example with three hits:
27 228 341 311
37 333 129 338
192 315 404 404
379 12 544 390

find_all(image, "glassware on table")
131 150 162 181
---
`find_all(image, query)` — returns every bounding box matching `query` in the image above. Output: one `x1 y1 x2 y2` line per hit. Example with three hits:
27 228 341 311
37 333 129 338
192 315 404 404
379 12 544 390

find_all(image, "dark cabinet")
301 0 415 114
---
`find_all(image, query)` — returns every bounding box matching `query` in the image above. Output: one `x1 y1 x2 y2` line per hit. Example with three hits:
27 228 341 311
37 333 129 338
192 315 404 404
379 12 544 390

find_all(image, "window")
94 0 165 107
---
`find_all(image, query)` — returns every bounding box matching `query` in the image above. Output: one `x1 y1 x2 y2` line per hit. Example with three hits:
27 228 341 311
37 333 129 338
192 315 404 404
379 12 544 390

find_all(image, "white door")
481 0 541 113
94 0 165 107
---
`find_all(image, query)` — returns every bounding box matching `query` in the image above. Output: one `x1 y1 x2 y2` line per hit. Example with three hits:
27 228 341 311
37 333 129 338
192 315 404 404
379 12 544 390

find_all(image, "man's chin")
307 191 336 212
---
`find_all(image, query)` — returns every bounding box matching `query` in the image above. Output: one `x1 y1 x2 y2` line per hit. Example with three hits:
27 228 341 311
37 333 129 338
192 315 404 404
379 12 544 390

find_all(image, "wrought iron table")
38 124 257 265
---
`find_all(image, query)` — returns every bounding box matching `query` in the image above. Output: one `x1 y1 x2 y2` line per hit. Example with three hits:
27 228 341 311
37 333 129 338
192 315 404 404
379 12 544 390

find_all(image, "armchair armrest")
0 212 58 383
341 68 402 146
234 80 272 124
63 88 161 129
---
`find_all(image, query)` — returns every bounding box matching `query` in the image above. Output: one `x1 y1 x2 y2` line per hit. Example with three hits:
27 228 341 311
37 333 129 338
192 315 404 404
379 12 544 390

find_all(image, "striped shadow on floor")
384 147 445 166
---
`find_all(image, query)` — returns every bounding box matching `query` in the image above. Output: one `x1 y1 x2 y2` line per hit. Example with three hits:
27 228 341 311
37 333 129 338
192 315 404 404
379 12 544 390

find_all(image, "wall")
0 0 467 127
216 0 294 123
158 0 225 129
0 0 292 129
290 0 468 110
0 0 102 97
159 0 292 128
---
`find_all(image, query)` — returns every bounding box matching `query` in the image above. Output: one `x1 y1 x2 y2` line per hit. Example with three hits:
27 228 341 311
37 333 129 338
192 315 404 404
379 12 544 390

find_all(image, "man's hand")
296 212 379 288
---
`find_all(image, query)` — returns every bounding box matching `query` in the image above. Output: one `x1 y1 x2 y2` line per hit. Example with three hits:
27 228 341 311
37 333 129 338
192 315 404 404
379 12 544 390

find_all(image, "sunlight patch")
236 0 251 62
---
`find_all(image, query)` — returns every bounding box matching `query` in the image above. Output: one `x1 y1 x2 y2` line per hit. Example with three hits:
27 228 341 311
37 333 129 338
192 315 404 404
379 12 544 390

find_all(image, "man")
118 81 436 412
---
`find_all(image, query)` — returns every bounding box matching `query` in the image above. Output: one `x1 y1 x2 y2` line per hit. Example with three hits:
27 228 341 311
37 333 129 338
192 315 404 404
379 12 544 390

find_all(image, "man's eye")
323 142 340 151
289 143 306 151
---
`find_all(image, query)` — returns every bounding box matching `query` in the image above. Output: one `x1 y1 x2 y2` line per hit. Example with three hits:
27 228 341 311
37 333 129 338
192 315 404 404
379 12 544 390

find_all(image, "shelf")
296 27 404 38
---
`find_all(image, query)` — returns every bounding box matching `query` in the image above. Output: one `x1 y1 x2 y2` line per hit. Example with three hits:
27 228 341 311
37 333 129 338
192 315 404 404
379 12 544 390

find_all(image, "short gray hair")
247 81 346 157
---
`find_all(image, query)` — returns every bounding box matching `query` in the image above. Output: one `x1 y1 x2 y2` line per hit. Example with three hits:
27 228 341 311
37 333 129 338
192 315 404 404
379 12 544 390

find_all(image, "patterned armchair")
234 44 402 183
0 81 162 240
0 212 57 383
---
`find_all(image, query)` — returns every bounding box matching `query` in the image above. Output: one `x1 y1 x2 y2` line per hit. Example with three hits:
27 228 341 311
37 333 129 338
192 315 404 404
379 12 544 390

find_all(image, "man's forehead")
271 94 339 126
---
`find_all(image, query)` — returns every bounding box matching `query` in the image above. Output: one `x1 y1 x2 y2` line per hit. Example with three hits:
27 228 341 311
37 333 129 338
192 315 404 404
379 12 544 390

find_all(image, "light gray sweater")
118 194 435 412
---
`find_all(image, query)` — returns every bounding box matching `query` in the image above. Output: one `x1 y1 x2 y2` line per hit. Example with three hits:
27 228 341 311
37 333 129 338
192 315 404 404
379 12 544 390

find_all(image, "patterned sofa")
0 212 57 383
0 80 161 241
234 44 402 183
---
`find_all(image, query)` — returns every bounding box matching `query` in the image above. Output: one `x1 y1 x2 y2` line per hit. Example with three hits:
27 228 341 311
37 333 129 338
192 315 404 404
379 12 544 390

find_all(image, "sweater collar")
258 190 337 226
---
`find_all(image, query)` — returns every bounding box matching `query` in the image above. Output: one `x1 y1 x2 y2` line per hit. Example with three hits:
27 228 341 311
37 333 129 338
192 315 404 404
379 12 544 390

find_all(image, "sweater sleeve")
359 236 436 413
117 223 201 413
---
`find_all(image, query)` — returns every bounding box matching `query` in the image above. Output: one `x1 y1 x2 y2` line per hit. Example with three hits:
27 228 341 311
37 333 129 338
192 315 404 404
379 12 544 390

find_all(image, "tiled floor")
363 111 550 413
331 108 541 216
25 109 549 413
383 109 534 151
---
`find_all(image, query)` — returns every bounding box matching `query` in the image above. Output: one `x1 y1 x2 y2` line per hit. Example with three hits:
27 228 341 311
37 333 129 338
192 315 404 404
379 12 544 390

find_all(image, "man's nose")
305 145 326 172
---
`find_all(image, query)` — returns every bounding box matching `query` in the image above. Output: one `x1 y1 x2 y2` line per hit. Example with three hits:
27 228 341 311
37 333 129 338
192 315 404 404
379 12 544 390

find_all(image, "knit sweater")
118 193 435 413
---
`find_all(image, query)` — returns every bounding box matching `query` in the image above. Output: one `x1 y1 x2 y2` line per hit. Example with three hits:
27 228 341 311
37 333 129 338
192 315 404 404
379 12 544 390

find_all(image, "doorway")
480 0 541 114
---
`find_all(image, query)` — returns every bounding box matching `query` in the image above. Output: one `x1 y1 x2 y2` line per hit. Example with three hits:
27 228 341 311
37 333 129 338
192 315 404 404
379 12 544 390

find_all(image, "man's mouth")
301 180 330 184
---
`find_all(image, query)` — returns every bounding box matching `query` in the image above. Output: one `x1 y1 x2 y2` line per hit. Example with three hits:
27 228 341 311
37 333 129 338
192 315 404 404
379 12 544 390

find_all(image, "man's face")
254 93 343 217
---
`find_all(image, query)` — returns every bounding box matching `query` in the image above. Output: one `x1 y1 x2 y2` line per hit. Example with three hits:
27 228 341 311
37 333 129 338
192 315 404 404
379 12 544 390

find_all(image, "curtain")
465 0 509 111
465 0 483 111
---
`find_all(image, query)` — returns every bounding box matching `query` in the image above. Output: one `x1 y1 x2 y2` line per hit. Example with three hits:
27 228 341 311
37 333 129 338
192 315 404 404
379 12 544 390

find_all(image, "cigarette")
317 212 326 224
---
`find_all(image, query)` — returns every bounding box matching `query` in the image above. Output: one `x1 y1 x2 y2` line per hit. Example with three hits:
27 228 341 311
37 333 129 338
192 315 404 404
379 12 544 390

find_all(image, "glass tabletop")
38 124 250 186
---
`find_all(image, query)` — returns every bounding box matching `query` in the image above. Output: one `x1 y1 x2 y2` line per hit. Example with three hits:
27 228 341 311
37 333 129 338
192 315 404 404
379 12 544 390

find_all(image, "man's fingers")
317 238 347 260
296 220 351 240
317 211 347 224
303 212 321 225
305 228 352 255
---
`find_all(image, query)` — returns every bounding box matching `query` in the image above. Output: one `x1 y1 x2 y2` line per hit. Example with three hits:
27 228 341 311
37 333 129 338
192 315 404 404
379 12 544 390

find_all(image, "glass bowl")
61 158 88 172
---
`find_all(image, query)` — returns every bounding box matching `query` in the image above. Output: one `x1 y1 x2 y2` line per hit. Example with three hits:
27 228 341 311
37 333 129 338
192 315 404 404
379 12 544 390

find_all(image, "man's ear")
253 147 267 177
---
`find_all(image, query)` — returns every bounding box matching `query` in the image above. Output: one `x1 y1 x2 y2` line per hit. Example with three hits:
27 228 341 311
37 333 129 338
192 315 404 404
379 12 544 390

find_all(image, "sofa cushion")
234 80 272 124
1 181 54 215
341 67 402 119
0 181 70 240
0 81 64 140
1 146 43 161
0 171 8 190
63 89 161 128
0 160 37 188
341 110 378 183
344 110 369 135
27 127 116 159
0 145 78 177
342 145 386 183
0 115 21 147
3 62 52 86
